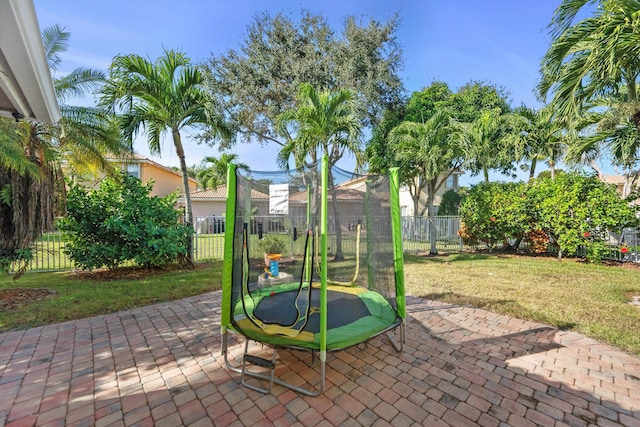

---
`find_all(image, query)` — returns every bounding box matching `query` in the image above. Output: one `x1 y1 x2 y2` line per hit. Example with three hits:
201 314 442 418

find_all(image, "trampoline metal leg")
386 321 405 353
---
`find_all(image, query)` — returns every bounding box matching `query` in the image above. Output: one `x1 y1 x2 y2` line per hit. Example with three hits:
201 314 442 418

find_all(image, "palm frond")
41 24 70 72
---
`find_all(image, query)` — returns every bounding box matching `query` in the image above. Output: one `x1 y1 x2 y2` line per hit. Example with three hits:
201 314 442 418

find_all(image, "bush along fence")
10 215 640 273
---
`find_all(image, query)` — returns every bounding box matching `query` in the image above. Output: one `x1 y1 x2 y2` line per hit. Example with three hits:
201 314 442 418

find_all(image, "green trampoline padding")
232 283 399 350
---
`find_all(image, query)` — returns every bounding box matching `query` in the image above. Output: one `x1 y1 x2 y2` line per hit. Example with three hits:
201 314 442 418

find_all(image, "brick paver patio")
1 291 639 426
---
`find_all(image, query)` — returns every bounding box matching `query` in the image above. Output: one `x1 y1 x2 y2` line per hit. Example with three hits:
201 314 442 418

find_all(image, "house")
399 170 463 216
0 0 60 123
188 185 269 233
601 175 639 200
108 153 199 198
73 153 199 199
188 185 268 217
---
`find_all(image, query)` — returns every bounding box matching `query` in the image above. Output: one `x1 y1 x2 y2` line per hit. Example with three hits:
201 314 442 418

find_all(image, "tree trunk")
529 158 537 182
483 167 490 182
427 180 438 256
172 130 194 263
0 127 55 276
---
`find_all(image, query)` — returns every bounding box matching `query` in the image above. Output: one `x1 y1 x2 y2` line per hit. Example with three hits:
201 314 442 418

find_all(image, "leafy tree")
566 99 640 199
366 106 406 174
58 175 191 270
197 153 249 189
369 80 514 183
449 80 511 121
389 110 461 254
203 11 403 150
100 49 231 260
276 83 362 260
1 24 124 276
405 81 454 122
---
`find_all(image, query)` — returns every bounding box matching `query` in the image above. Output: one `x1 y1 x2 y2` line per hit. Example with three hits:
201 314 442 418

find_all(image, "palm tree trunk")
172 130 194 262
529 158 537 181
427 181 438 256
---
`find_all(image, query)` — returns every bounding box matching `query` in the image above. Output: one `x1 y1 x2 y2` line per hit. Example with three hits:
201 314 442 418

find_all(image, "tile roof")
190 185 268 199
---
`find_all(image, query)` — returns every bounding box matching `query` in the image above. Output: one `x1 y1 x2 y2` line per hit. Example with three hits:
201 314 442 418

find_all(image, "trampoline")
221 156 406 395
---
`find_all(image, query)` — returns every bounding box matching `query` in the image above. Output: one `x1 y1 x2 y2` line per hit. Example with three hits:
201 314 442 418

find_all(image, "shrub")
58 175 191 270
527 174 639 262
458 182 529 251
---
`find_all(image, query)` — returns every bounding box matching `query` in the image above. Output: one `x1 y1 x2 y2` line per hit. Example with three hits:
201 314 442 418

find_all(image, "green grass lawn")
404 253 640 355
2 253 640 356
0 262 222 331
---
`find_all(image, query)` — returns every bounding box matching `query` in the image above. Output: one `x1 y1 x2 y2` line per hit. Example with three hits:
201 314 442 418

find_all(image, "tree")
452 109 518 182
438 188 466 216
37 25 124 183
202 11 403 150
538 0 640 196
539 0 640 127
197 153 249 189
100 49 231 260
368 80 514 182
389 110 462 255
1 25 124 276
276 83 362 260
511 104 566 180
449 80 511 122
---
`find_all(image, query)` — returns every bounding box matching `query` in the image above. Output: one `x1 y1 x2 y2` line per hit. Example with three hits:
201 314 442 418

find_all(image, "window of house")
126 163 140 179
446 174 457 189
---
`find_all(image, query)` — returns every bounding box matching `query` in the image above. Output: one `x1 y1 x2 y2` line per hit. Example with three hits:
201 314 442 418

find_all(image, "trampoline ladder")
223 332 326 396
240 340 277 394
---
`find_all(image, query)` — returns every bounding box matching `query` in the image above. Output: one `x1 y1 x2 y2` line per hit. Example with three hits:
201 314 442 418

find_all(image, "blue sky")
34 0 566 185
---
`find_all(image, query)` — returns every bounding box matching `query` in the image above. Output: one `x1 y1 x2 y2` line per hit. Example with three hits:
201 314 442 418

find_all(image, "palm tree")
99 49 231 260
198 153 249 189
452 109 515 182
566 100 640 198
1 25 124 275
389 110 461 255
277 83 362 261
538 0 640 129
511 105 566 180
44 25 125 179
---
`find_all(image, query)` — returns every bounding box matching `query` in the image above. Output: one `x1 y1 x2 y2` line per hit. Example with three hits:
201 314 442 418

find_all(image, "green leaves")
58 175 191 270
203 11 403 148
459 173 639 261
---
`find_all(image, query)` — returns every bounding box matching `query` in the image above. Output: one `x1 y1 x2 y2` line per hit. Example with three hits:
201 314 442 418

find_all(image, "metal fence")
10 215 640 273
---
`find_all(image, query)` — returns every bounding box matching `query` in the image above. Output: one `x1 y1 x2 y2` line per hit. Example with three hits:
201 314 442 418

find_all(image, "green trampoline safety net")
222 161 405 352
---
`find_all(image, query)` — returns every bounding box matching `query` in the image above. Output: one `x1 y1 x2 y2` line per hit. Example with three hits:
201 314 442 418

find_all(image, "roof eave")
0 0 60 124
